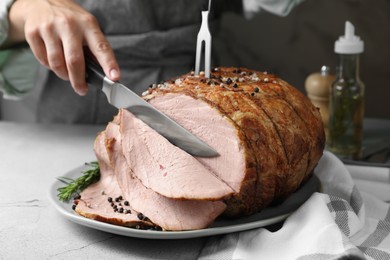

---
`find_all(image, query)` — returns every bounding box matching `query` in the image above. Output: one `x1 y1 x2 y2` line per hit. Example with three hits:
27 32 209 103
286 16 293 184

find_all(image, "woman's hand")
7 0 120 95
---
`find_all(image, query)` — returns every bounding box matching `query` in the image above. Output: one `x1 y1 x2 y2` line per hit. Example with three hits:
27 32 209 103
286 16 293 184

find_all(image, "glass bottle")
328 21 365 160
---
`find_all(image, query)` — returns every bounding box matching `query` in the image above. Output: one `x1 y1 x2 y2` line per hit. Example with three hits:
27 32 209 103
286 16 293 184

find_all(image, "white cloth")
199 151 390 260
346 164 390 202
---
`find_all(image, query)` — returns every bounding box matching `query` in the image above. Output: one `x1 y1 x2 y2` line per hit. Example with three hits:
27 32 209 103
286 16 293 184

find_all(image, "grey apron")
37 0 241 124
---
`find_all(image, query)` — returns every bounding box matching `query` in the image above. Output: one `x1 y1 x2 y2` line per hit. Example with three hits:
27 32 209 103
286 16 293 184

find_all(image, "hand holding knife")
84 1 217 157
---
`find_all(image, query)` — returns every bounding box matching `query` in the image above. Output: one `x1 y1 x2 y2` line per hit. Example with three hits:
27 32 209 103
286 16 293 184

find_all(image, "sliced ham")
119 109 234 200
105 121 226 230
143 67 325 216
76 132 154 228
76 120 227 230
75 67 325 230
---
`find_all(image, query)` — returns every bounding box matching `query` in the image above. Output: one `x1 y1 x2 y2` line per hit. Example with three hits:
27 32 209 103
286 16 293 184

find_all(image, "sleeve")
0 0 40 100
0 49 40 100
242 0 305 18
0 0 14 46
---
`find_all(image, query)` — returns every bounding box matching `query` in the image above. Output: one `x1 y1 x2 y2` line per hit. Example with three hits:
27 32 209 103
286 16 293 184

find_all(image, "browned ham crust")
143 67 325 217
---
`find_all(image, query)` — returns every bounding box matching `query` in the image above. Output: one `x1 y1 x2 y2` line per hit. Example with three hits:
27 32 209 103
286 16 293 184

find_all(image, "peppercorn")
233 83 238 88
137 213 145 220
107 197 113 203
74 194 81 200
72 204 76 210
119 208 124 213
226 78 232 84
124 201 129 206
254 87 259 93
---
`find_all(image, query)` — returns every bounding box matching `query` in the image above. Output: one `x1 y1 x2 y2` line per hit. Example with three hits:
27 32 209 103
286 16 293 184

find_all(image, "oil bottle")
327 21 365 160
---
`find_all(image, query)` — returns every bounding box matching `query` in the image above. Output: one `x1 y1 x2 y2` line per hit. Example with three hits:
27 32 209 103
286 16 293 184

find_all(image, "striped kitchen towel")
198 151 390 260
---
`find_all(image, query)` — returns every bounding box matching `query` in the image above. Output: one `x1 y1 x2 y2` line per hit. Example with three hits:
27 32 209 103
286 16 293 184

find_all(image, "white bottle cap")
335 21 364 54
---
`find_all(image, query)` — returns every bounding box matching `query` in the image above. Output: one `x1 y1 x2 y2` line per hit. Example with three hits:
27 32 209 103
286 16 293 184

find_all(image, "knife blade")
85 57 219 157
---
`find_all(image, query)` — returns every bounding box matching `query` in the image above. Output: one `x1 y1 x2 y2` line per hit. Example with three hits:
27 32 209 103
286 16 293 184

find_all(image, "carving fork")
195 0 212 78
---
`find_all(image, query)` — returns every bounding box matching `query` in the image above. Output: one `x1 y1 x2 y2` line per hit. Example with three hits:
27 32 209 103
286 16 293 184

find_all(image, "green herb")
57 161 100 202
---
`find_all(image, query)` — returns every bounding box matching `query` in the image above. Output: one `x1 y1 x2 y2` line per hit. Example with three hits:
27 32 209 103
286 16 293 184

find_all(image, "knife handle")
85 54 105 91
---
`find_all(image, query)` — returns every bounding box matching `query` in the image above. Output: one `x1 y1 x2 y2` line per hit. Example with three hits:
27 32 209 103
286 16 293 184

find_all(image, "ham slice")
119 109 234 200
105 121 226 230
75 132 154 228
77 127 226 230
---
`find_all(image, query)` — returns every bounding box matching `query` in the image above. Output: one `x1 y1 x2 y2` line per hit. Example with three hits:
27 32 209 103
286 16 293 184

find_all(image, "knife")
85 56 219 157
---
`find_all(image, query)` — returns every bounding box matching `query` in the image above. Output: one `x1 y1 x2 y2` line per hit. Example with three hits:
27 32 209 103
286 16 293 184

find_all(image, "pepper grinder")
305 65 335 139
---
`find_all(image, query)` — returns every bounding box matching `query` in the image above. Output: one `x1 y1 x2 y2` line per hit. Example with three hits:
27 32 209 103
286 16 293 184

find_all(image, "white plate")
49 165 320 239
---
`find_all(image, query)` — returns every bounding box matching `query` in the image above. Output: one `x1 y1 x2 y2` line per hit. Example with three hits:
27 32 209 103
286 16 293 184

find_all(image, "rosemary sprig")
57 161 100 202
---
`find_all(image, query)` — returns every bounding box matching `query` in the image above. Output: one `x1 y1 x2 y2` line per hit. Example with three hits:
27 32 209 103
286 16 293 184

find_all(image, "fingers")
64 44 88 96
25 18 88 95
60 19 88 95
21 0 119 96
62 14 120 96
40 25 69 81
25 27 48 67
85 29 120 82
61 14 119 96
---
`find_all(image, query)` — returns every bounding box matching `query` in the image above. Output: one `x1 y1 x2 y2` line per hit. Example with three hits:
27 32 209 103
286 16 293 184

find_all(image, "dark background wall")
2 0 389 121
213 0 390 119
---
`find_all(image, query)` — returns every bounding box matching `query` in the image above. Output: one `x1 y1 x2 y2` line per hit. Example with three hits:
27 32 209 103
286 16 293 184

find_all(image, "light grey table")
0 122 207 259
1 119 389 259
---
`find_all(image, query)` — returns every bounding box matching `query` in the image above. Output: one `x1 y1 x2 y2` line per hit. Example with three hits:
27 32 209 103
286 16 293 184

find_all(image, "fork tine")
204 29 211 78
195 35 203 76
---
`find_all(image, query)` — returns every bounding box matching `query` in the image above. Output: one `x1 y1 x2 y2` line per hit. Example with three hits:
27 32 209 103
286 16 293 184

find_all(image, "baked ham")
75 67 325 231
